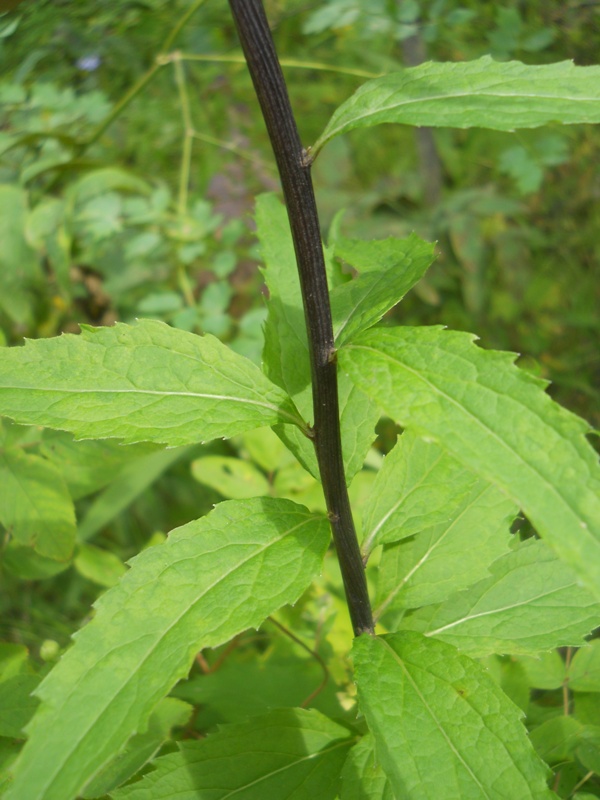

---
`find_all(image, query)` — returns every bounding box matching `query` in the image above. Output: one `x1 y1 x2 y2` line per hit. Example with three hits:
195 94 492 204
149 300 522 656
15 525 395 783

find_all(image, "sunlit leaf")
353 632 554 799
404 540 600 656
340 326 600 599
5 498 330 800
375 480 514 620
0 320 305 446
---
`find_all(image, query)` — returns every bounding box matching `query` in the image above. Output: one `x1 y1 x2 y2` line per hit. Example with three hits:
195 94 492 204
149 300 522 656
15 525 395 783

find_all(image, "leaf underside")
315 56 600 153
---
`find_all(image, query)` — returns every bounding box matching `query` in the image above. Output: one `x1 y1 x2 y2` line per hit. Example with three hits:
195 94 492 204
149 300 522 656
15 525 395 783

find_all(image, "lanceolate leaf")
314 57 600 155
331 234 435 347
361 429 480 555
353 632 555 800
375 481 514 621
340 326 600 599
5 498 330 800
0 448 76 561
0 320 305 446
110 708 354 800
404 539 600 657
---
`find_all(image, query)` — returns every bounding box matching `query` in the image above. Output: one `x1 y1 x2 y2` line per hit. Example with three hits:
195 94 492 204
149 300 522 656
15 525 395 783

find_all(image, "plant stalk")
229 0 374 636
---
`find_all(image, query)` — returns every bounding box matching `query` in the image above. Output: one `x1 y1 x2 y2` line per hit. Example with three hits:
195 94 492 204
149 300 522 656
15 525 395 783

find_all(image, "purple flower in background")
77 55 101 72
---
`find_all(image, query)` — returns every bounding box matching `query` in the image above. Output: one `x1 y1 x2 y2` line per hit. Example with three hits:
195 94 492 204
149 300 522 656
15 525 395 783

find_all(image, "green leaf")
517 651 566 691
331 234 435 347
1 542 70 580
67 167 151 207
257 194 378 482
339 326 600 599
340 734 394 800
362 429 480 554
568 639 600 692
5 497 330 800
257 192 311 414
77 445 193 541
110 708 353 800
81 698 192 800
191 455 270 499
171 633 345 729
529 716 583 766
74 544 127 588
314 57 600 155
0 643 29 682
0 674 41 738
404 540 600 656
375 480 514 620
39 434 159 501
0 320 305 446
0 447 76 561
353 632 555 799
0 184 42 325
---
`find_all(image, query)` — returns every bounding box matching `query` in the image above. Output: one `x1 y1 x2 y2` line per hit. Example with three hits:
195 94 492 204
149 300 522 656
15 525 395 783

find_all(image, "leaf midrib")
0 385 303 427
325 86 599 140
346 342 590 534
380 638 491 798
34 515 319 798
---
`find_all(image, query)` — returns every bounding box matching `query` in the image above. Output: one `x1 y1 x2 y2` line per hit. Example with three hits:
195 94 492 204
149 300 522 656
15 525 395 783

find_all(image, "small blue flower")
77 55 101 72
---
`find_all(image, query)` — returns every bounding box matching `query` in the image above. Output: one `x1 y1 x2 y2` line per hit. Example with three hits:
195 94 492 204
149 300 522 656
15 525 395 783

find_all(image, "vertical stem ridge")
229 0 374 636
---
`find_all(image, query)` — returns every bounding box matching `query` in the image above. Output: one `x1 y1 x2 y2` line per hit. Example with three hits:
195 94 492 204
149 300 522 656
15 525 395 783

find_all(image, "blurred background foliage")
0 1 599 793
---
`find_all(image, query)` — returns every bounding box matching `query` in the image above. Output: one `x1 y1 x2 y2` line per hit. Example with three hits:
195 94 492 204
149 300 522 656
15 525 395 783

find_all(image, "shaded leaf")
5 498 330 800
191 455 270 499
110 708 354 800
353 632 554 799
77 446 193 542
0 448 76 561
257 194 378 482
81 698 192 800
74 544 127 588
340 734 394 800
331 234 435 347
568 640 600 692
0 184 41 325
0 674 41 738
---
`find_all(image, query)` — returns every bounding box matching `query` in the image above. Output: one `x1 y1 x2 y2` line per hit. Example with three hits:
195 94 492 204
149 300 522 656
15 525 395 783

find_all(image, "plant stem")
228 0 374 636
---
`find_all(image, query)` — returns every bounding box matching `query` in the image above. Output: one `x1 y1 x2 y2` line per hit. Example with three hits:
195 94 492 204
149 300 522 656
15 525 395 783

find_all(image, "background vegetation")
1 1 599 797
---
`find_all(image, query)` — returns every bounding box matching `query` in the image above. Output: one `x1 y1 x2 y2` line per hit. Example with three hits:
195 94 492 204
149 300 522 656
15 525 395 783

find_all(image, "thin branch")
228 0 374 636
180 52 381 79
267 616 329 708
173 54 194 216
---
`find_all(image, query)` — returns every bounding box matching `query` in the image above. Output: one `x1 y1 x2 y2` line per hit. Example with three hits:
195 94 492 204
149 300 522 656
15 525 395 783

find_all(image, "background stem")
229 0 374 636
